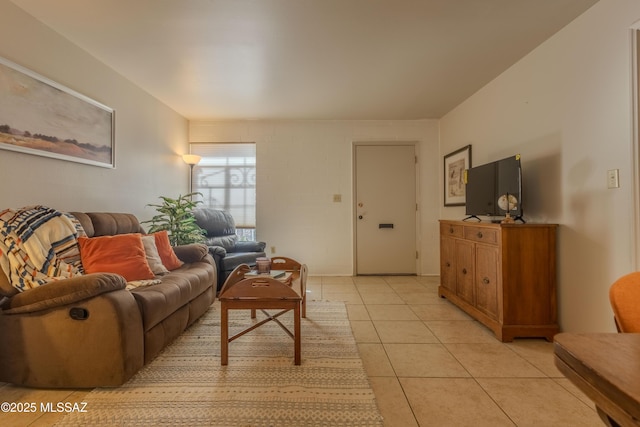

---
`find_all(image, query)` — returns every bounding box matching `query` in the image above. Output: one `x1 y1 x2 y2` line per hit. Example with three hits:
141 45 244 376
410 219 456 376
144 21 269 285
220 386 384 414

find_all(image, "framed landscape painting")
443 144 471 206
0 56 115 168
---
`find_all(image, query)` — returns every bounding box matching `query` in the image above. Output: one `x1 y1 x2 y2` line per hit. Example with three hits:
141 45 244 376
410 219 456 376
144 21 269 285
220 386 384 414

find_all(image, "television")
464 154 523 222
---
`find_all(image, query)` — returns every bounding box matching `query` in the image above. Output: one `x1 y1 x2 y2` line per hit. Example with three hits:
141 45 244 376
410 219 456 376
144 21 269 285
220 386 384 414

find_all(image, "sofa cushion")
205 234 238 251
2 273 126 314
234 240 267 253
69 212 95 237
152 230 184 270
172 243 210 264
79 234 155 282
141 235 169 275
130 261 215 331
86 212 144 237
194 208 236 236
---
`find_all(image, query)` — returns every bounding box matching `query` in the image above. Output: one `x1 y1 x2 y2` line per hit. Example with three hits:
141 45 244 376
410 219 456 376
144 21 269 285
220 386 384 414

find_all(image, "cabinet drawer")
464 226 498 244
441 222 463 238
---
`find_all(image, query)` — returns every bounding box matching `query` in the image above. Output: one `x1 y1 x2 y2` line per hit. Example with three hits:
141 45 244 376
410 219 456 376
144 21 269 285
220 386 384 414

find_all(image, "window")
190 143 256 240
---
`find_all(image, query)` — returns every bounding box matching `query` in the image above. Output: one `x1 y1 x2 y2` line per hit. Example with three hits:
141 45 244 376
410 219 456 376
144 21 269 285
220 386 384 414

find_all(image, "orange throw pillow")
78 233 155 282
153 230 184 270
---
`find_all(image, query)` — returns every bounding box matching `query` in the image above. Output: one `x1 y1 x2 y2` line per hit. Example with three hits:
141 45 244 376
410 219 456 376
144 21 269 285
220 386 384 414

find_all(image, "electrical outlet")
270 246 276 254
607 169 620 189
333 194 342 203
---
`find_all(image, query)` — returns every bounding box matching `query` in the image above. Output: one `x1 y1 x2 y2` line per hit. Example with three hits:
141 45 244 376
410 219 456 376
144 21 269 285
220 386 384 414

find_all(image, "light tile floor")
310 275 603 427
0 275 602 426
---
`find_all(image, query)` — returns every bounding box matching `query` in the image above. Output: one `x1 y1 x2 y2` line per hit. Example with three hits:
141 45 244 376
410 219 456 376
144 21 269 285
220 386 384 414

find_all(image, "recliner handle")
69 307 90 320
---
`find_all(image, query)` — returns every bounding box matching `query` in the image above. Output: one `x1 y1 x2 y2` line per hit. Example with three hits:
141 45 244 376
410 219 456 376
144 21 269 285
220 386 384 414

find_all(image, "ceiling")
11 0 599 120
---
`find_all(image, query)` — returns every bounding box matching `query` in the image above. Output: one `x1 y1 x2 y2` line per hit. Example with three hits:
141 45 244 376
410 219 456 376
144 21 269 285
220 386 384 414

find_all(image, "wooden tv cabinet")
438 220 558 342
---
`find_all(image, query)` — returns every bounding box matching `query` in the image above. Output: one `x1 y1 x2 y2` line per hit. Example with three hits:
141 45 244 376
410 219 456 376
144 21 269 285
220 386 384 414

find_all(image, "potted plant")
143 193 206 245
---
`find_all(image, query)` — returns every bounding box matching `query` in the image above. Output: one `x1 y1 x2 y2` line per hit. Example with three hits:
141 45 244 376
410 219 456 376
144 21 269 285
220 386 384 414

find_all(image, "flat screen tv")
464 154 523 222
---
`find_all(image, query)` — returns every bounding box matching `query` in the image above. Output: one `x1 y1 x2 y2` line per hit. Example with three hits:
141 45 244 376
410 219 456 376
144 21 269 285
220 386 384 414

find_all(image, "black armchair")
193 208 266 290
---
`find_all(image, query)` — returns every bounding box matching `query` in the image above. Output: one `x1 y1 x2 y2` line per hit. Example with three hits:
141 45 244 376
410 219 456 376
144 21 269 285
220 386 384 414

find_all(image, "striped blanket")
0 206 85 292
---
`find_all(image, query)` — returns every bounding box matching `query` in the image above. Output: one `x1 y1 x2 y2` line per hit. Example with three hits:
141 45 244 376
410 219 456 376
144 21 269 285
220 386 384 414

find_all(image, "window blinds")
190 143 256 228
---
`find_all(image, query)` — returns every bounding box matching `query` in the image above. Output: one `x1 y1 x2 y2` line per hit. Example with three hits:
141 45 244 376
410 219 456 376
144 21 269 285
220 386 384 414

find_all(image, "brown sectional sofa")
0 212 216 388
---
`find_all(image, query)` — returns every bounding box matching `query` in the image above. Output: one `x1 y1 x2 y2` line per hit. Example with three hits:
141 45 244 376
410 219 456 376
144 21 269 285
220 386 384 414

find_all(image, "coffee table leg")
221 304 229 366
301 293 306 319
294 303 301 365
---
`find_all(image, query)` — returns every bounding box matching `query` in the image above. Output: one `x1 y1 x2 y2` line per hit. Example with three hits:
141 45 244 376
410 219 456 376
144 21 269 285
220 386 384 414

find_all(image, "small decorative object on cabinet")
439 220 558 342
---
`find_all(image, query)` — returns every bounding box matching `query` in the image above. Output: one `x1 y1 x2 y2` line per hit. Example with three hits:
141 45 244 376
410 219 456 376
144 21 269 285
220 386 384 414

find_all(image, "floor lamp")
182 154 202 194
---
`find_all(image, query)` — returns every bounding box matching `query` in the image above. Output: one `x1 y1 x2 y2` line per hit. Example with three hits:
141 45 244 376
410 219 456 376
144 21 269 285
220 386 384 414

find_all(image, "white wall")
440 0 640 333
7 0 630 335
0 2 189 221
190 120 440 275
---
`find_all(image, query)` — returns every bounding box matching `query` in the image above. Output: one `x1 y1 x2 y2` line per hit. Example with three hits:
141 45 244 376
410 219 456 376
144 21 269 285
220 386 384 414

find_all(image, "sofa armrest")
233 241 266 253
2 273 126 315
206 245 227 258
172 243 210 264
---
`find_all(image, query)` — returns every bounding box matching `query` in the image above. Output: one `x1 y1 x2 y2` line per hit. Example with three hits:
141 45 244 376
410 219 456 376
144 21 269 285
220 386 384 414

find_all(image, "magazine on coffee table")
245 269 287 279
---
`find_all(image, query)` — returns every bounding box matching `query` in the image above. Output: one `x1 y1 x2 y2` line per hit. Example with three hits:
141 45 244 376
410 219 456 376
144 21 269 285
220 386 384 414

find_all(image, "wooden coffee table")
218 259 307 365
554 332 640 426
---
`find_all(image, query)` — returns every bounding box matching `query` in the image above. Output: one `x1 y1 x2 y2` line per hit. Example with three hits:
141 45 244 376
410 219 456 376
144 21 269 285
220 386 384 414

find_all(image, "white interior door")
355 144 417 275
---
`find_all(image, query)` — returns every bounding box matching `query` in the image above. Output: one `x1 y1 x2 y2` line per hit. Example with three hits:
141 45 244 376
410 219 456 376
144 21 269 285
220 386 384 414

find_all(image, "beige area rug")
55 301 383 426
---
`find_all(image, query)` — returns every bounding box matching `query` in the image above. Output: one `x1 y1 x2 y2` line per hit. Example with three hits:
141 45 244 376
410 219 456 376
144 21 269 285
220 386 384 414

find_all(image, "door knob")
358 215 363 220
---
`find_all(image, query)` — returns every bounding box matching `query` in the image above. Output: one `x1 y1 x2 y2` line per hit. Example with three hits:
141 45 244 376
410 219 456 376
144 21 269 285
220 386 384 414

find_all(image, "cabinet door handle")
462 268 467 275
445 262 451 267
477 232 483 238
482 277 490 285
449 227 454 234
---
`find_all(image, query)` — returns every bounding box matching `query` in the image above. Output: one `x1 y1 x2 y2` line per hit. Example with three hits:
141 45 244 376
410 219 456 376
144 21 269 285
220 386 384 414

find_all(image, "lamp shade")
182 154 202 165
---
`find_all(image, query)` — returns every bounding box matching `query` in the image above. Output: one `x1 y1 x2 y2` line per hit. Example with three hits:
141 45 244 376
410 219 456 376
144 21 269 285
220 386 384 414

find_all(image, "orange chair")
609 272 640 332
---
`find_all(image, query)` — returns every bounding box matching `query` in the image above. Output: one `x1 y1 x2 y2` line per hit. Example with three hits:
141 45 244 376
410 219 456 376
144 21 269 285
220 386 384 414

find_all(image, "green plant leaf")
142 193 206 245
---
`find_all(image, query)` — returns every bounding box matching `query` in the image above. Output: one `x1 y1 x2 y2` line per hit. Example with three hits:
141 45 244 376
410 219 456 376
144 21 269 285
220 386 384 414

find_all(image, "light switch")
607 169 620 189
333 194 342 202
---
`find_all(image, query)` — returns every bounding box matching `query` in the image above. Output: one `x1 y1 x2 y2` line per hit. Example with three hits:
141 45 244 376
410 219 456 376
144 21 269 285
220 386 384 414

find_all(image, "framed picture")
0 56 115 168
443 144 472 206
